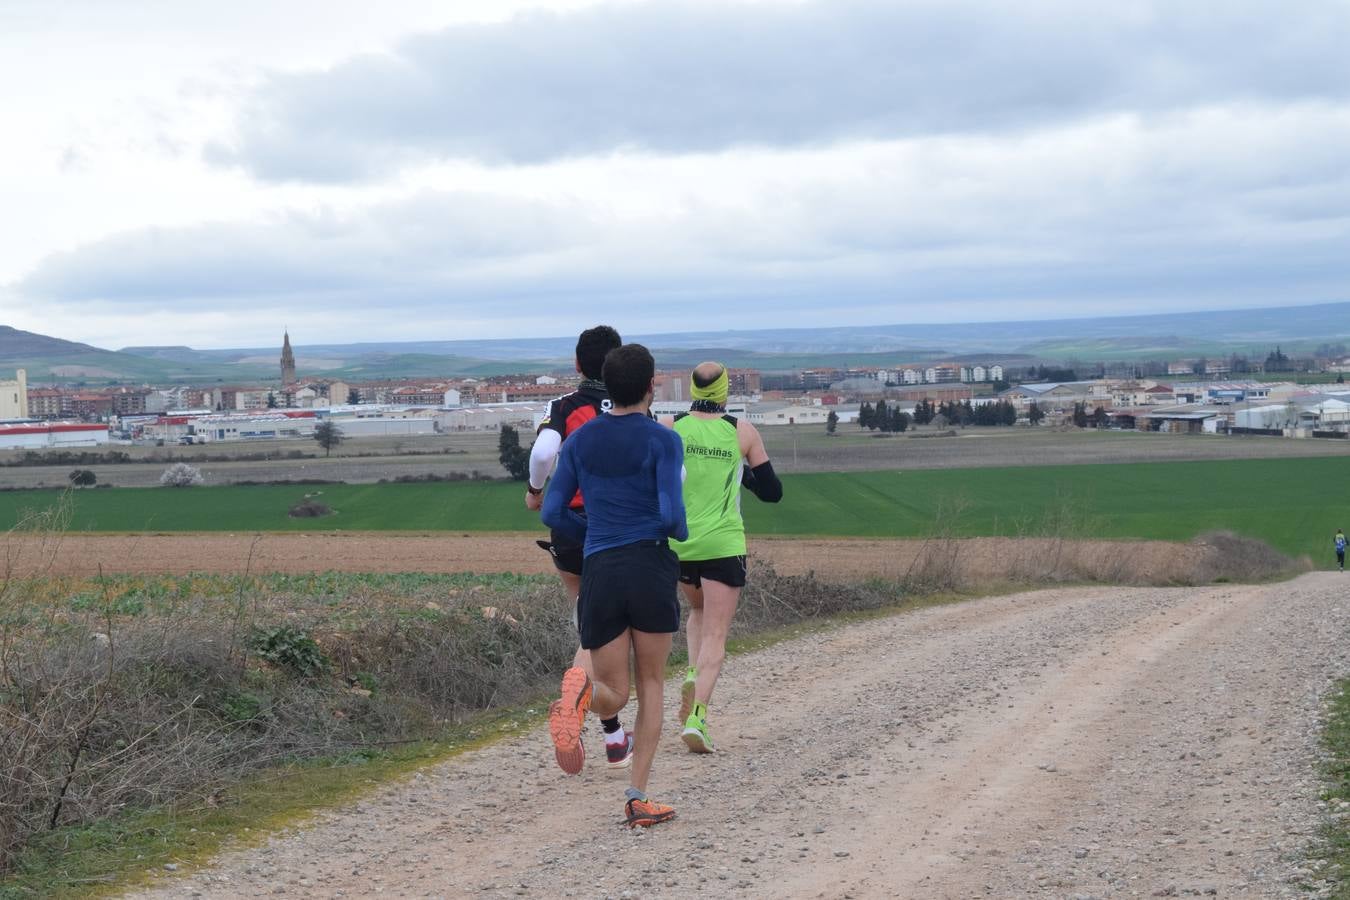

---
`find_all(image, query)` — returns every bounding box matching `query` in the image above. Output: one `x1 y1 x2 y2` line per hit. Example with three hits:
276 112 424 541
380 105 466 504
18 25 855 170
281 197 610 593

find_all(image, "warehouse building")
0 421 109 449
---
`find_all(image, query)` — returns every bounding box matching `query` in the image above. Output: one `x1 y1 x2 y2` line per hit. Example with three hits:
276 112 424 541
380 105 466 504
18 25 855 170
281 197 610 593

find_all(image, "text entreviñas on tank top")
671 414 745 561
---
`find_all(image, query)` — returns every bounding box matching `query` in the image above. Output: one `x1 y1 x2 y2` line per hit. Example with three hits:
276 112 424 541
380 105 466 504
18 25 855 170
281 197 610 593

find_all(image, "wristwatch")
526 484 543 495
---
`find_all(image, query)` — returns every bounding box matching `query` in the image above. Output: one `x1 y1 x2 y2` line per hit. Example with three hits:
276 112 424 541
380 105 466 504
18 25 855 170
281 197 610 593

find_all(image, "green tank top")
671 413 746 561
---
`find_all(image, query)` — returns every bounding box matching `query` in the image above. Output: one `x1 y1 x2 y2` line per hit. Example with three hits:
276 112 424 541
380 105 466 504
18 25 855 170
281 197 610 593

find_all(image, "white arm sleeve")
528 429 562 490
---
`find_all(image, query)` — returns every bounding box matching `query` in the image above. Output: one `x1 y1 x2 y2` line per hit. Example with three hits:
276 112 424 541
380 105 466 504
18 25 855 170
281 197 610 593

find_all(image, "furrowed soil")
127 573 1349 899
8 532 1215 583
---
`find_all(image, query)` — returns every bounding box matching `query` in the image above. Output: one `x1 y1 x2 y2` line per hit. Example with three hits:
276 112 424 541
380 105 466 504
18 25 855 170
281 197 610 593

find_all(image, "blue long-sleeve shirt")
541 412 688 556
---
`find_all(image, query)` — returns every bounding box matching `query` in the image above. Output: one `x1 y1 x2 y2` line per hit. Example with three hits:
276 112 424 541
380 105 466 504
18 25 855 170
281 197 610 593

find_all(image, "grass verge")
1317 678 1350 899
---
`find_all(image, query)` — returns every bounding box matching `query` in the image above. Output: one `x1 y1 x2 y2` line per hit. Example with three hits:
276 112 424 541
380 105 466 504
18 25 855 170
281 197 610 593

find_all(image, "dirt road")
128 573 1347 899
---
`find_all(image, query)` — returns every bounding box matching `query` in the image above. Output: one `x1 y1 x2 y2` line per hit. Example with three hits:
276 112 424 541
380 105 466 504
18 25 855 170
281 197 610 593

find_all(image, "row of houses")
995 378 1350 436
13 370 712 422
995 379 1296 411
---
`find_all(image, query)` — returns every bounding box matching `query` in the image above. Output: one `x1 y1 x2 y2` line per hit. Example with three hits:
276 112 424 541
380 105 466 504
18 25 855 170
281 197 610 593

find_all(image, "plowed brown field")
8 532 1212 586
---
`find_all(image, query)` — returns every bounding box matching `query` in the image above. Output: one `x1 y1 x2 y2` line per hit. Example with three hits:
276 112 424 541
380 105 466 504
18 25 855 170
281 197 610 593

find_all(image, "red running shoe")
605 732 634 769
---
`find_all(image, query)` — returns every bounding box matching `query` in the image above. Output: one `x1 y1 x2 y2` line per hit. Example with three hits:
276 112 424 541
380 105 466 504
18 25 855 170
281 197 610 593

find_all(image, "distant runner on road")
542 343 687 827
664 362 782 754
524 325 633 768
1336 529 1346 571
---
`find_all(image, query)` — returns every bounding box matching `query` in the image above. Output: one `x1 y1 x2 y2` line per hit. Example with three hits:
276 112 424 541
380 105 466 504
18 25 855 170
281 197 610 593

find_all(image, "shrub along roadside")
0 558 908 894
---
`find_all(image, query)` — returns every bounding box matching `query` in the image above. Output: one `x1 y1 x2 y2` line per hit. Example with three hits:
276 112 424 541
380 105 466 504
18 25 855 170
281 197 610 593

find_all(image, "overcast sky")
2 0 1348 350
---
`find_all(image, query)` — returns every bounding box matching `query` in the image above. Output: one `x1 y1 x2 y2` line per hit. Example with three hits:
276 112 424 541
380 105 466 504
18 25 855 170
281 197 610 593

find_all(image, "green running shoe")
681 711 714 754
677 671 696 729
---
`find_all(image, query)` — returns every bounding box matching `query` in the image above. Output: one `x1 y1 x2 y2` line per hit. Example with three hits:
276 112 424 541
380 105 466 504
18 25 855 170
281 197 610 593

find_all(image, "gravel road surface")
128 573 1348 899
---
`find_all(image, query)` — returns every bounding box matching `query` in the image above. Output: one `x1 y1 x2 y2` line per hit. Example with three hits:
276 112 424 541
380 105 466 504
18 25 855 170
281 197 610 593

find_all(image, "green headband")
691 367 729 404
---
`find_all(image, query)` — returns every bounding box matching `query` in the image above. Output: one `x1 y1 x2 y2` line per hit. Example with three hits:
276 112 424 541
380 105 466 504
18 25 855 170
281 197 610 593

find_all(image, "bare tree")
313 421 344 457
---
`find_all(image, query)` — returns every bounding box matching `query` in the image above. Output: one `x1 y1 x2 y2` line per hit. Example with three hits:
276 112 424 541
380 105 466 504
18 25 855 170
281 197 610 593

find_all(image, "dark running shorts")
678 555 748 589
578 540 680 649
547 527 585 577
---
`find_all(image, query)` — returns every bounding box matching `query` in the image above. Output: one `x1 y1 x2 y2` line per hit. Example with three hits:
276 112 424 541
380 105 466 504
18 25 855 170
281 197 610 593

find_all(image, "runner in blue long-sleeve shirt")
542 342 687 828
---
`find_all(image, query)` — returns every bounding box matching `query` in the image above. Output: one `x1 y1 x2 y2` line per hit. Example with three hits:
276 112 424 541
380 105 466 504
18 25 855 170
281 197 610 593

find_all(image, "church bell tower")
280 331 296 388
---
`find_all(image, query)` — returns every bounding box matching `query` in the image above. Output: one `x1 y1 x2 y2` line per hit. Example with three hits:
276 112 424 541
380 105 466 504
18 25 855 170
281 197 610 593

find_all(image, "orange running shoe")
549 667 592 775
624 796 677 828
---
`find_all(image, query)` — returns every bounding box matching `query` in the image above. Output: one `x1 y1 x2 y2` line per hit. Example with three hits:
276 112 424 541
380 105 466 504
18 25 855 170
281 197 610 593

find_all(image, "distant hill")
0 327 260 383
0 326 107 360
118 345 213 363
10 299 1350 384
185 300 1350 363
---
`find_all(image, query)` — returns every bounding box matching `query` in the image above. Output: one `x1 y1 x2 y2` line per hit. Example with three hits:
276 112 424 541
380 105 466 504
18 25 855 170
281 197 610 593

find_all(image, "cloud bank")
208 0 1350 180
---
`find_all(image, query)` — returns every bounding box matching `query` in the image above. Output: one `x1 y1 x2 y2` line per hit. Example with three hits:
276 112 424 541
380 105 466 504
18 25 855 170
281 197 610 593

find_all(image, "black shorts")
578 541 680 649
678 555 747 589
547 527 585 577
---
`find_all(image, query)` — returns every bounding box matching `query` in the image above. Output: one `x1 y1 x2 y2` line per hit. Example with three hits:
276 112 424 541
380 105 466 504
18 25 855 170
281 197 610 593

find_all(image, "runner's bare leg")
693 580 740 705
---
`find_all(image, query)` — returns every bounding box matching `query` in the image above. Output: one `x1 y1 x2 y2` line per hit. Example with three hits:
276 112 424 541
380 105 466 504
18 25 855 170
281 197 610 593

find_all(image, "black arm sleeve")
741 459 783 503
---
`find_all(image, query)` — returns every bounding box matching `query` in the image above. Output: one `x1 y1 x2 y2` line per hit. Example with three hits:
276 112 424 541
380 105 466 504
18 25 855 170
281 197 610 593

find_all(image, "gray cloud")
19 191 594 302
208 0 1350 181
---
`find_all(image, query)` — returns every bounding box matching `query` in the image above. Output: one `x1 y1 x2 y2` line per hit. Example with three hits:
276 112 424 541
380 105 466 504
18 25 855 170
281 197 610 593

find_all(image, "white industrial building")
325 416 437 437
444 403 549 432
746 403 859 426
0 421 109 449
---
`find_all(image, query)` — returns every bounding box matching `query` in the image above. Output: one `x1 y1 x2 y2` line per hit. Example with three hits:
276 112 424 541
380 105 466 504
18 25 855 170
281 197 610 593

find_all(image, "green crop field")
1 457 1343 562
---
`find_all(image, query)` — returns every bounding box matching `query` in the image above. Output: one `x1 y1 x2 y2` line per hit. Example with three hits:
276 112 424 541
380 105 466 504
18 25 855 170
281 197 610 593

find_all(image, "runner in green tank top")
672 413 747 561
662 362 783 753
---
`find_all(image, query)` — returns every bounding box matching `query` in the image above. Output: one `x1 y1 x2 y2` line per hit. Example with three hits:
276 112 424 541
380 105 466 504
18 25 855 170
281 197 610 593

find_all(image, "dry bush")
159 463 203 487
898 495 971 594
0 589 374 872
853 533 1305 592
0 552 582 873
732 564 899 639
288 499 333 518
1186 530 1309 583
326 586 576 721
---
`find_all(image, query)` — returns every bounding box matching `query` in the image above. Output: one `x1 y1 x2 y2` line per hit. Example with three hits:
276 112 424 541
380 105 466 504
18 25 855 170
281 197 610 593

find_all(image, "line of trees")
858 400 911 433
911 398 1020 427
1027 365 1077 382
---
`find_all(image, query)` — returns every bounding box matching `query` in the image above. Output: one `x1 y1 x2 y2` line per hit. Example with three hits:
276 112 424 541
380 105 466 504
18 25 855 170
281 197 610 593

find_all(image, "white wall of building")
1234 404 1290 429
327 417 437 437
0 369 28 419
0 422 108 449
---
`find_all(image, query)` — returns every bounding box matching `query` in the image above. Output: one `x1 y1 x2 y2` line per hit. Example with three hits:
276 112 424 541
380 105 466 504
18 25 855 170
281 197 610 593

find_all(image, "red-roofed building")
69 393 113 419
26 388 67 419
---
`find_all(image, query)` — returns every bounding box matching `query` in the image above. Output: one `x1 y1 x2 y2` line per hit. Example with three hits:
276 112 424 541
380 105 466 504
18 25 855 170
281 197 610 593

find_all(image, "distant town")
1 332 1348 451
